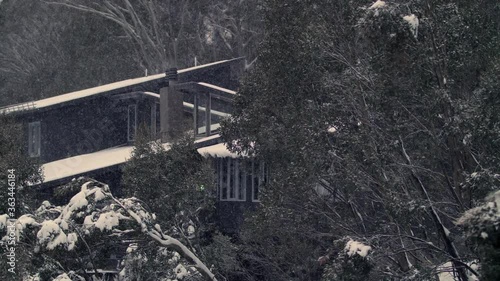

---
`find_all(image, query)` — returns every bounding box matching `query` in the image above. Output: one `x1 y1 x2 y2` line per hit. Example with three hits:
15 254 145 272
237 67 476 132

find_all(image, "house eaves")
35 133 229 187
0 58 243 115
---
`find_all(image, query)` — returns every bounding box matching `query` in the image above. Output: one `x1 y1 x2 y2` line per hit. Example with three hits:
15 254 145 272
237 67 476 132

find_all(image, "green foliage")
121 130 216 236
320 238 373 281
222 0 500 280
458 190 500 280
120 243 203 281
202 233 247 280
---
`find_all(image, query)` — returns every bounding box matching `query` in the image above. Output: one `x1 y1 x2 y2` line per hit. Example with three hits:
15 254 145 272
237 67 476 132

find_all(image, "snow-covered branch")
0 179 217 280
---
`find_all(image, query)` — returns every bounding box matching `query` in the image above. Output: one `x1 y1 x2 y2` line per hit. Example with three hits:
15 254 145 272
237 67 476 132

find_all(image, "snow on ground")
344 239 372 257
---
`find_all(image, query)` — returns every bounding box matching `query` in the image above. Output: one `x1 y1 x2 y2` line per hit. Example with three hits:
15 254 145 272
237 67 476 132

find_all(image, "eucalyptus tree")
222 0 500 280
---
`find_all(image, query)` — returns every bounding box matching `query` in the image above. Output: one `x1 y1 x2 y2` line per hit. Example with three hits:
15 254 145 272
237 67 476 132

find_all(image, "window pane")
195 94 208 137
228 158 235 199
253 181 259 201
210 97 231 132
253 161 260 201
238 161 245 201
246 162 253 200
221 158 227 200
35 123 40 156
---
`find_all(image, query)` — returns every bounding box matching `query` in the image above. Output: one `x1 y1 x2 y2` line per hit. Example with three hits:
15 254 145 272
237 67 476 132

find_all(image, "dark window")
217 158 267 202
128 104 137 141
229 158 235 199
28 121 41 157
220 158 228 200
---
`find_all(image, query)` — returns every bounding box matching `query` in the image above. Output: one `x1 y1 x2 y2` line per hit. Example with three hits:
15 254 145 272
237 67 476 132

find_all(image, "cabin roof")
0 58 242 115
37 134 229 186
41 145 138 184
197 142 241 158
197 82 237 95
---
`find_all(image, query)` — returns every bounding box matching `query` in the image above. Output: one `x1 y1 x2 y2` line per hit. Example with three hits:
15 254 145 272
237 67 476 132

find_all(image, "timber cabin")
0 58 268 233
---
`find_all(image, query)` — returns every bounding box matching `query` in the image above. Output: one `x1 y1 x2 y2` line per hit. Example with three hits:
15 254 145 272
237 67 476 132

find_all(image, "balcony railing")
175 82 235 139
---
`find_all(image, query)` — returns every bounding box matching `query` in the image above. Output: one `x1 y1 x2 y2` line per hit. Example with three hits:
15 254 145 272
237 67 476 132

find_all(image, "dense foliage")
1 0 500 280
222 0 500 280
120 132 219 279
0 179 216 280
0 116 42 280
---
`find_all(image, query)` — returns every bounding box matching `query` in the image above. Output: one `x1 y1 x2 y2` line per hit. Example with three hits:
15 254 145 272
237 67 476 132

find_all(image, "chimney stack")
160 68 183 142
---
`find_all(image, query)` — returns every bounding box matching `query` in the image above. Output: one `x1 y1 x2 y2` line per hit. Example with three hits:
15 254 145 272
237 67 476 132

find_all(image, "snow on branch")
0 179 217 281
344 239 372 258
457 189 500 240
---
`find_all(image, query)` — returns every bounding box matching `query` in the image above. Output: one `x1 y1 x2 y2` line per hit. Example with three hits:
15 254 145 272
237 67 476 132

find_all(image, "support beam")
205 93 211 137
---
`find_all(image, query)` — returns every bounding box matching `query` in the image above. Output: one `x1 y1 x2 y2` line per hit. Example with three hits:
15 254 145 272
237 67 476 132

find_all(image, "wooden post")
205 92 211 137
193 94 198 138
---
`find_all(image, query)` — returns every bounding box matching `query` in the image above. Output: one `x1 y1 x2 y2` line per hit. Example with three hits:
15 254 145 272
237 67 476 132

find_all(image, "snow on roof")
0 59 233 114
194 133 223 144
196 123 222 135
196 135 249 158
40 142 169 184
142 91 232 118
183 102 230 118
39 133 234 185
197 142 242 158
141 91 160 98
41 145 135 184
197 82 237 95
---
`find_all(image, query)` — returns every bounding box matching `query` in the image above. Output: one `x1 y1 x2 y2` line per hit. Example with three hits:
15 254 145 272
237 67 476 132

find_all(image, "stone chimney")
160 68 183 142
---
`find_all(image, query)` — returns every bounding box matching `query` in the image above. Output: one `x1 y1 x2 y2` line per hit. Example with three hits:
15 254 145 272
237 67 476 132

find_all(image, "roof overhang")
0 58 243 115
34 134 231 188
